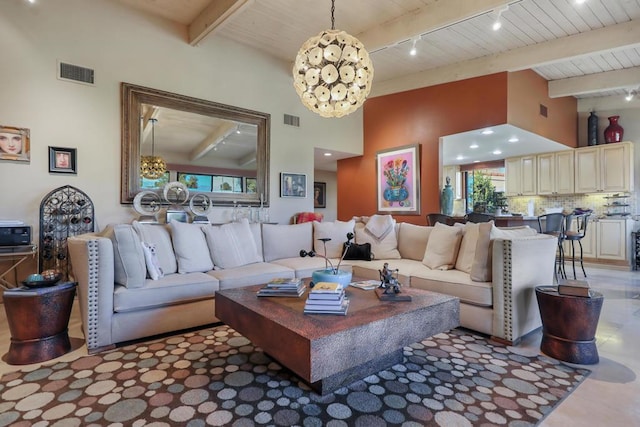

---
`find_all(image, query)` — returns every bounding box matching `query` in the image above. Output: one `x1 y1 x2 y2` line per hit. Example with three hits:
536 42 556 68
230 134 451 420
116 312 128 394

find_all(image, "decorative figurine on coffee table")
376 262 411 301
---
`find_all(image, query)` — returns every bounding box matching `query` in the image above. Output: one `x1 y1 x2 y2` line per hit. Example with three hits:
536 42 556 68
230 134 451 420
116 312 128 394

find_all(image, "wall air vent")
57 61 95 86
284 114 300 127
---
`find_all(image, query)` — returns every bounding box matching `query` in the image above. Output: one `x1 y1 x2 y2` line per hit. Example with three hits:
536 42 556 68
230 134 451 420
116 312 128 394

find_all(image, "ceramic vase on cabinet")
587 111 598 145
604 115 624 143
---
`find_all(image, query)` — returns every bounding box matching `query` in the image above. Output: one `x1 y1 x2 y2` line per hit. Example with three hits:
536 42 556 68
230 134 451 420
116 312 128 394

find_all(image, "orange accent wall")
507 70 578 148
338 73 509 223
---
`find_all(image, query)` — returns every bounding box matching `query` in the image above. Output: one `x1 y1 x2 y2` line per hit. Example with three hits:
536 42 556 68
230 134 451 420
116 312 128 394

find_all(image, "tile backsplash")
507 194 637 218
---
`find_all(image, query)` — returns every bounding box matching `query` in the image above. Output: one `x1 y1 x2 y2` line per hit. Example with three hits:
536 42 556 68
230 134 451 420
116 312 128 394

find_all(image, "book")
257 284 306 297
350 280 380 290
307 289 345 301
267 278 302 287
558 280 591 297
304 299 350 315
304 293 345 306
310 282 343 293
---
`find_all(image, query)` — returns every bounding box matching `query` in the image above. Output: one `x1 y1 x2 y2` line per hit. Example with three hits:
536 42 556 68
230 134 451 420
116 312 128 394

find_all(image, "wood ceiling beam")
189 122 236 161
549 67 640 98
371 20 640 98
357 0 509 53
189 0 253 46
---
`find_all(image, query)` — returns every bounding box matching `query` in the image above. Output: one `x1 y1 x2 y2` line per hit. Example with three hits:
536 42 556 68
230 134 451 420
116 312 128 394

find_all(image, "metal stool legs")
569 239 586 279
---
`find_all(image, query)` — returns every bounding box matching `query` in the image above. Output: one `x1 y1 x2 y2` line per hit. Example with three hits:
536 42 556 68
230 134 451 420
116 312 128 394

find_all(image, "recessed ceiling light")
481 129 494 135
473 160 480 163
470 143 479 149
324 152 332 157
508 137 519 143
456 155 464 161
493 150 502 155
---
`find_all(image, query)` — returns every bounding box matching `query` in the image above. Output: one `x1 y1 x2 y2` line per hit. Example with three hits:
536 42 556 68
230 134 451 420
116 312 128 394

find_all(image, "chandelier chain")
330 0 335 30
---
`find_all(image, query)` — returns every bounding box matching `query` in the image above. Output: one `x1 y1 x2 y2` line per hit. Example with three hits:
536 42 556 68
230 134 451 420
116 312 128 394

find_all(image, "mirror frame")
121 82 270 206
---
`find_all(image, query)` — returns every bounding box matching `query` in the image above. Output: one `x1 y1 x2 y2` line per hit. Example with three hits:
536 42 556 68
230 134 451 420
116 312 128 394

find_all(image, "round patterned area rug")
0 326 589 426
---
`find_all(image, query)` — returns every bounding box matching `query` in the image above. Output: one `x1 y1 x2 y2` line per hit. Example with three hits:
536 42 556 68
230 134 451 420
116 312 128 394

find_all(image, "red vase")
604 115 624 143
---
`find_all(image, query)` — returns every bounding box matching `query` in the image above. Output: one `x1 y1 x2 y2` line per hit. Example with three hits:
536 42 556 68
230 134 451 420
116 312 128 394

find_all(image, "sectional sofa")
67 216 557 354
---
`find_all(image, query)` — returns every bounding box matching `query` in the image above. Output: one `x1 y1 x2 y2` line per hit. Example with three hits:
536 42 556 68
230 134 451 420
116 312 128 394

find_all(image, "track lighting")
625 89 636 102
409 37 419 56
492 4 509 31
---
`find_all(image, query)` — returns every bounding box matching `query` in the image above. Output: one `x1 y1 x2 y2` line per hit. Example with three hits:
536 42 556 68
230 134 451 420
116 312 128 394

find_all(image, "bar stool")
537 213 566 281
563 213 590 279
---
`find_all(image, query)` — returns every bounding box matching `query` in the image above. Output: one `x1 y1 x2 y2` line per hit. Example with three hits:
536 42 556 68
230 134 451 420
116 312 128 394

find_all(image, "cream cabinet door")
601 143 633 193
505 157 522 196
596 219 627 260
521 155 537 195
574 147 600 193
537 153 555 195
555 151 575 194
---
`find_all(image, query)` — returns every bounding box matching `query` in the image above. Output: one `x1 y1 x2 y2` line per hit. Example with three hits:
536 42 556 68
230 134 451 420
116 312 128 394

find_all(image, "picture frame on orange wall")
376 144 421 215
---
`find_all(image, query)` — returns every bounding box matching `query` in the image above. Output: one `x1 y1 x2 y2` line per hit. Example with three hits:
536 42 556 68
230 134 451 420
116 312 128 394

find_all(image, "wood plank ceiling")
114 0 640 104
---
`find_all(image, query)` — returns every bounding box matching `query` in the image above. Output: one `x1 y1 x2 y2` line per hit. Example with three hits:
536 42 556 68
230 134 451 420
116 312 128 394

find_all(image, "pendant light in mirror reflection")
140 117 167 180
292 0 374 118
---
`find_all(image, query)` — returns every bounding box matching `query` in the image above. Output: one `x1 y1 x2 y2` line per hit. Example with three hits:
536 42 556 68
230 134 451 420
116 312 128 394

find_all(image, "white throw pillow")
454 222 480 274
354 221 401 259
397 223 432 261
132 221 178 274
103 224 146 288
262 222 312 262
141 241 164 280
490 225 538 240
313 219 356 258
203 219 262 269
170 221 214 273
422 222 463 270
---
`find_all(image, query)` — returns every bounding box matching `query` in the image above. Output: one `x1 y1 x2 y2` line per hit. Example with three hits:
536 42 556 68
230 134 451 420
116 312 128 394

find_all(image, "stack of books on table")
304 282 349 315
257 277 305 297
558 279 591 297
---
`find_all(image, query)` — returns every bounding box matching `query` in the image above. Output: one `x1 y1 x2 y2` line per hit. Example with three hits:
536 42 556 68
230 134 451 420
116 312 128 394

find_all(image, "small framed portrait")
0 126 30 162
314 182 326 208
49 146 77 174
281 172 307 198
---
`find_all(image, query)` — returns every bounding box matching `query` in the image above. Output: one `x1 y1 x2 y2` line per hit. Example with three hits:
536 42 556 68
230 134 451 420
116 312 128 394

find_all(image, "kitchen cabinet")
537 150 574 195
596 218 633 261
505 155 536 196
574 142 634 194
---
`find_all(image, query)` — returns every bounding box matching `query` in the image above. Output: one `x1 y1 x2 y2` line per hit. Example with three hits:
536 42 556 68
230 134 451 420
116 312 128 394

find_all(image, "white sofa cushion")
170 221 214 273
490 225 537 239
397 223 432 261
249 222 264 261
313 219 355 258
354 221 401 259
471 222 494 282
409 264 492 307
203 219 261 269
208 262 295 290
262 222 313 262
454 222 480 274
132 221 178 274
103 224 146 288
422 222 463 270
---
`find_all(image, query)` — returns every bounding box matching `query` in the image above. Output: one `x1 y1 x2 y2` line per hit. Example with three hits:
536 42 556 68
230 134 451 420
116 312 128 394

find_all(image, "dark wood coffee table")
215 283 459 394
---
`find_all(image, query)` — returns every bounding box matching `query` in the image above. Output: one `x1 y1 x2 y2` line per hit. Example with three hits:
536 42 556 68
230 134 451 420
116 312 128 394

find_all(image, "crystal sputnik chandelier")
140 118 167 180
292 0 374 118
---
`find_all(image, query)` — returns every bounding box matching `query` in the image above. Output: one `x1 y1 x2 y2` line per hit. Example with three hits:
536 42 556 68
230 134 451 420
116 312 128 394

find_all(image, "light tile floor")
1 266 639 425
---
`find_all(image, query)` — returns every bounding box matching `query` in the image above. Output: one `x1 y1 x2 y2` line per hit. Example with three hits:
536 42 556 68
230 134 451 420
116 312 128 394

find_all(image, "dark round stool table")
535 286 603 364
3 281 76 365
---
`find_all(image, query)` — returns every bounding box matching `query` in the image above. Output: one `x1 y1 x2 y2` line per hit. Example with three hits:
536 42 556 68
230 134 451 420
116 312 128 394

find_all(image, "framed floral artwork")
376 144 421 215
49 146 77 174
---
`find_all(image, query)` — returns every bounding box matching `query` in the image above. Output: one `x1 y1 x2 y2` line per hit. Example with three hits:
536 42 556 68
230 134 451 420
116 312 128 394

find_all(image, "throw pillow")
313 219 356 258
422 222 463 270
397 223 432 261
170 221 214 273
103 224 146 288
471 221 494 282
343 242 372 261
132 221 178 274
354 221 401 259
203 219 262 269
454 222 480 274
262 222 312 262
490 225 538 239
141 241 164 280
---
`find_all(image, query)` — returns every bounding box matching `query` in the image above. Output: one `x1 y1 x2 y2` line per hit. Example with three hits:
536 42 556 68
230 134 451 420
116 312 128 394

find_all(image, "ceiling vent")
57 61 95 86
284 114 300 127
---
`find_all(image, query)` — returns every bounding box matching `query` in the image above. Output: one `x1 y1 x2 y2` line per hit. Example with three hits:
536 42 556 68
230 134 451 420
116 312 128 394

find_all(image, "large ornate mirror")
121 83 270 206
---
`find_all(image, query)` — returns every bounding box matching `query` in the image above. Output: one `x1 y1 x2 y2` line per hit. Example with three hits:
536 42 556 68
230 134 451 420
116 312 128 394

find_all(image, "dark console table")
3 281 76 365
535 286 603 364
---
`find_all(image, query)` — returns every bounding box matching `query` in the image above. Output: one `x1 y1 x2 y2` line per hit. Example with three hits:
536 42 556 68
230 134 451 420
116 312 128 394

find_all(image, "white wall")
0 0 363 231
